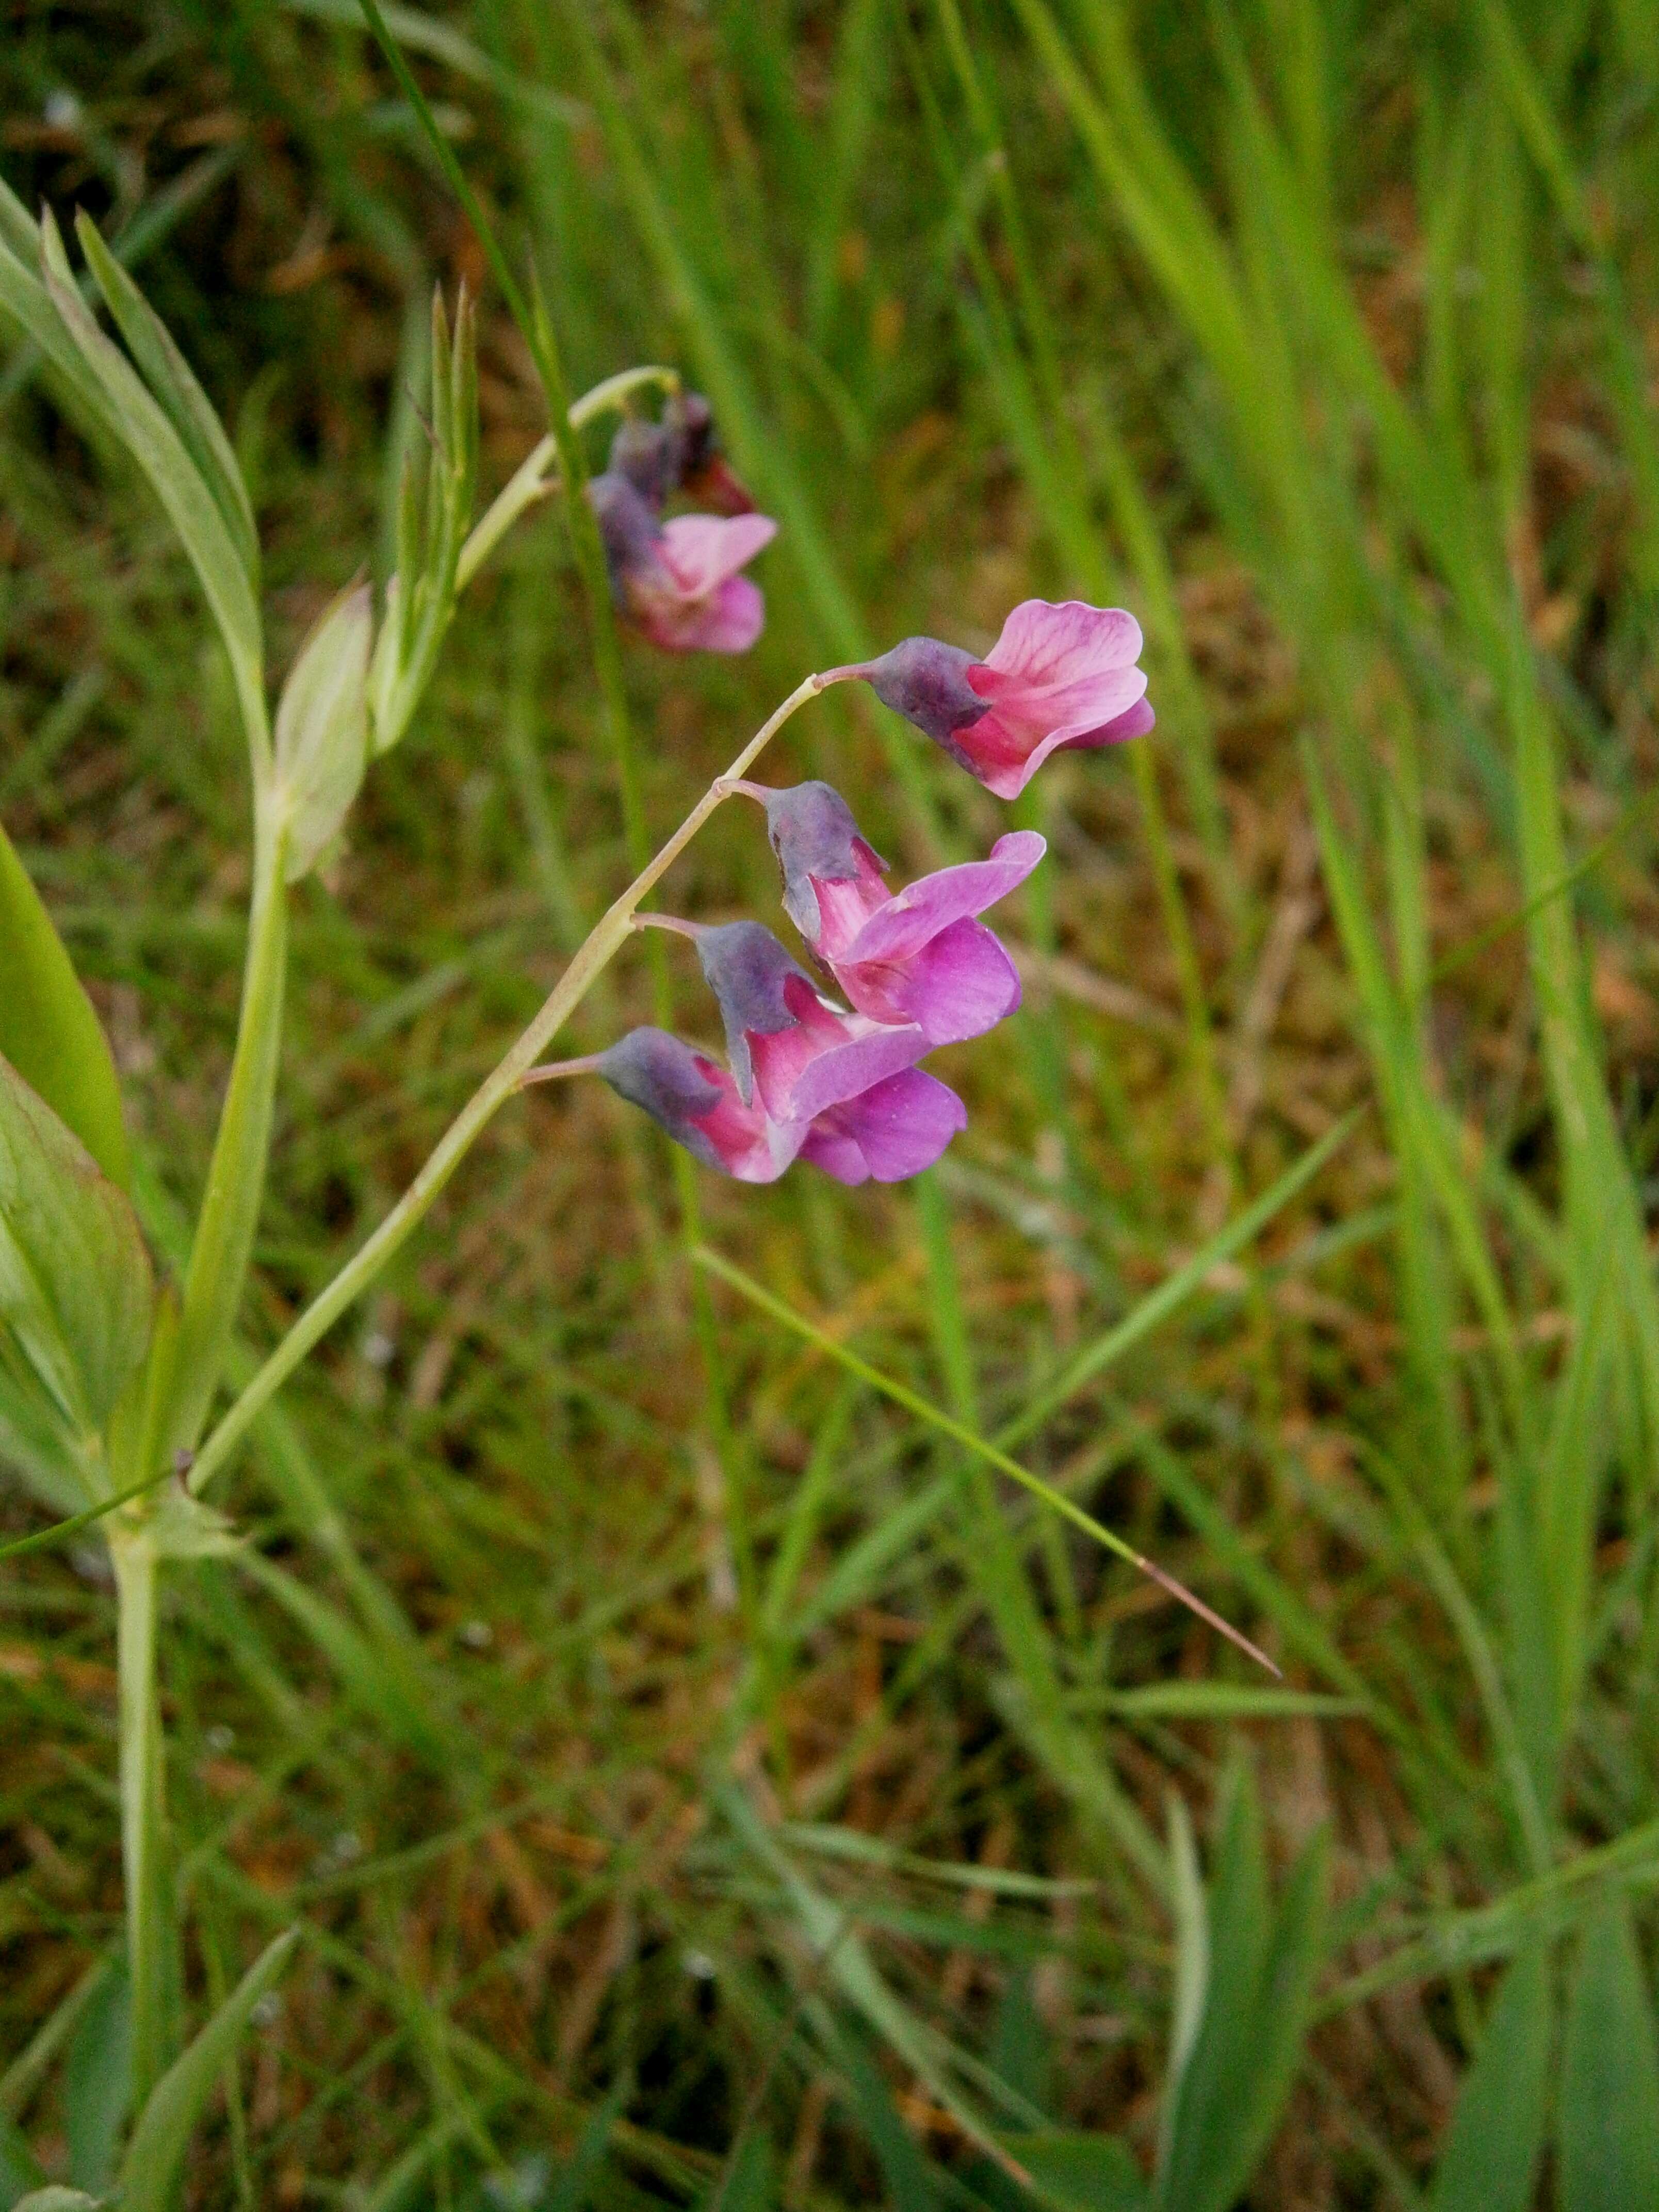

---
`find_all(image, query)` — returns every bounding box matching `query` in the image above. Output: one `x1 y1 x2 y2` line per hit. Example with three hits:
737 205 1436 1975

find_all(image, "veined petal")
803 1069 968 1183
836 917 1021 1043
659 512 778 596
842 832 1045 964
981 598 1144 686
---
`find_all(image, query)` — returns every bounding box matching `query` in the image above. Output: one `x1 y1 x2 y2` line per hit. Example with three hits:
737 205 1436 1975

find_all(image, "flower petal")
837 917 1021 1043
659 512 778 597
750 977 929 1123
804 1069 968 1183
841 831 1046 964
981 598 1144 687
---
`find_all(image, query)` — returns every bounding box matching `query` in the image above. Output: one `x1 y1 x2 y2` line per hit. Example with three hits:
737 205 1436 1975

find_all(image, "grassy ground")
4 1 1659 2204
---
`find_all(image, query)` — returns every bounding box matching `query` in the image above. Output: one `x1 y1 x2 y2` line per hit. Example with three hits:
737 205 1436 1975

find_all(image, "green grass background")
5 0 1659 2203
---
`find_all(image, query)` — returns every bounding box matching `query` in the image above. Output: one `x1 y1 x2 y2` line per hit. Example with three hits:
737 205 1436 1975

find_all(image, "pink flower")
597 1029 965 1185
691 921 930 1123
847 600 1153 798
752 782 1044 1045
589 471 777 654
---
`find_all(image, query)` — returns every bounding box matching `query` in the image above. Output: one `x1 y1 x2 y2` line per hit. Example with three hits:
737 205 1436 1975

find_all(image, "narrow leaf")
1156 1771 1327 2212
118 1928 298 2212
63 1964 129 2197
74 213 257 583
0 815 129 1187
274 582 371 881
36 210 263 729
1559 1896 1659 2212
0 213 119 444
0 1055 153 1437
1429 1945 1551 2212
998 2133 1148 2212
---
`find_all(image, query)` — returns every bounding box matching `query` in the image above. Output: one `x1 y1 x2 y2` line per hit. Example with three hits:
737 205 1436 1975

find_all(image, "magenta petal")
636 575 766 654
1061 694 1157 750
810 1069 968 1182
982 598 1144 687
775 1015 931 1124
797 1123 872 1185
841 832 1046 965
690 1083 807 1181
692 575 766 654
969 659 1147 741
839 917 1021 1044
659 512 778 595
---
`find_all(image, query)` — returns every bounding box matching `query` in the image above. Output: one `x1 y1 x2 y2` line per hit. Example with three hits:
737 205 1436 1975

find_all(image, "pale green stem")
110 1528 166 2103
188 674 836 1497
454 364 679 593
167 805 290 1459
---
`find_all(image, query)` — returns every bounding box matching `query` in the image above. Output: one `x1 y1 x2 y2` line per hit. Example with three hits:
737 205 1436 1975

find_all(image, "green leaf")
0 209 119 446
0 815 129 1188
542 2079 630 2212
10 2192 102 2211
1159 1795 1208 2177
73 214 257 585
1429 1945 1551 2212
998 2133 1148 2212
35 210 264 743
0 1334 89 1512
0 1055 153 1438
1559 1896 1659 2212
273 582 371 882
64 1965 130 2198
118 1928 298 2212
703 2133 775 2212
832 2027 939 2212
1154 1771 1328 2212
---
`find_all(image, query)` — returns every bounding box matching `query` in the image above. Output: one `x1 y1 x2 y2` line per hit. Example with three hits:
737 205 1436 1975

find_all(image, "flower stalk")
187 673 837 1498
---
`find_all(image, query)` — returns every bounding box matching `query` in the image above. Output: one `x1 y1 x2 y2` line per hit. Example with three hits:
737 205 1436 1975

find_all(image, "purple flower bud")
594 1024 965 1185
608 392 755 516
588 469 662 587
692 921 812 1103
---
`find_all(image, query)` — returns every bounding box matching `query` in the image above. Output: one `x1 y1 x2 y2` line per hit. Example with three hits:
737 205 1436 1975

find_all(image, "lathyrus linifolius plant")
0 175 1206 2201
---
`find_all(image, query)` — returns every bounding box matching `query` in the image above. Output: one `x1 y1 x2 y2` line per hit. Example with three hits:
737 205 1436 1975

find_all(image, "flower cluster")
548 392 1153 1185
587 392 777 655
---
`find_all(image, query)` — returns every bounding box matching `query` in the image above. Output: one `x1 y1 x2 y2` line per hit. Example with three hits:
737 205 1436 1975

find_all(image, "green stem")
167 808 289 1458
188 675 836 1498
110 1529 167 2104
